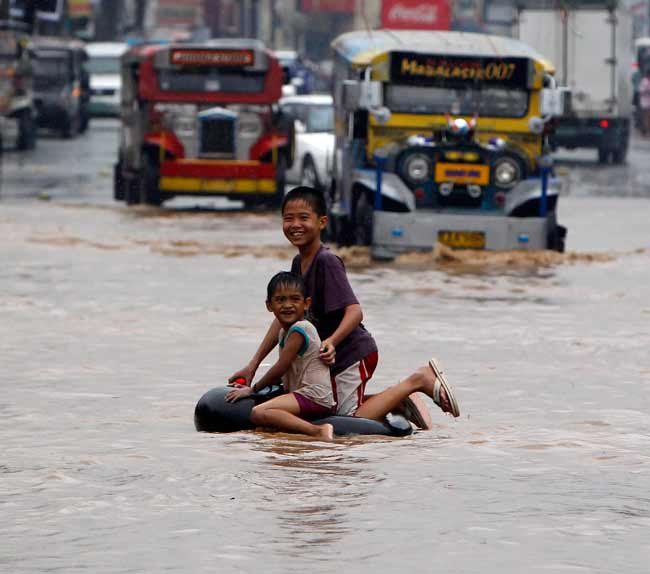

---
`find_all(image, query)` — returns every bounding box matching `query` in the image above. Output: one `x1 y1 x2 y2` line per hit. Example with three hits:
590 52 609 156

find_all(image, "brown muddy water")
1 196 649 573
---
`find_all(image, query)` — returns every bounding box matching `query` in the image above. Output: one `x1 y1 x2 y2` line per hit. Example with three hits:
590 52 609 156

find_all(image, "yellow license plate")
435 163 489 185
438 230 486 249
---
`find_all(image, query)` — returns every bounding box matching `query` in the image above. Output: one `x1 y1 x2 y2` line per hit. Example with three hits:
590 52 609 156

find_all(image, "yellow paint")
435 163 490 185
159 177 276 193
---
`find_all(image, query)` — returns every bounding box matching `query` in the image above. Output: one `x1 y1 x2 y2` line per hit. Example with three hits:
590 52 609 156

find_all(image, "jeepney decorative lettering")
170 49 255 67
391 52 529 88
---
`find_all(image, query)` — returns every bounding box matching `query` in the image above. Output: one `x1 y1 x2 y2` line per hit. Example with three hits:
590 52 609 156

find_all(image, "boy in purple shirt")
229 186 459 420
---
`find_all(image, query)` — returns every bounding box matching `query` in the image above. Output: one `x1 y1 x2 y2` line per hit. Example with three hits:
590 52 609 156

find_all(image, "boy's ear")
266 300 273 312
304 296 312 310
318 215 328 230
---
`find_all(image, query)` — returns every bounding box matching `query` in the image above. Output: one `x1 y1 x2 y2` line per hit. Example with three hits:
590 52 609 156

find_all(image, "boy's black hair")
266 271 306 302
281 186 327 217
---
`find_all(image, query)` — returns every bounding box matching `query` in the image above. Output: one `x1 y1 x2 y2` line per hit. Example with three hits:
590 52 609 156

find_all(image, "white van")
86 42 128 117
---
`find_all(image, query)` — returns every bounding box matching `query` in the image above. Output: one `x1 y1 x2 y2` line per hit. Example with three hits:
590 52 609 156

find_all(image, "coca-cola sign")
381 0 451 30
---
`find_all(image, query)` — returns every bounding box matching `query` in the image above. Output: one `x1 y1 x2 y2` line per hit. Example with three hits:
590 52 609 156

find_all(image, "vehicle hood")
90 74 121 90
298 132 335 148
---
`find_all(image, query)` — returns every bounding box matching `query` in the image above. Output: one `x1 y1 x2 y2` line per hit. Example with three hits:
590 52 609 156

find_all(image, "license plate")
435 163 489 185
438 230 486 249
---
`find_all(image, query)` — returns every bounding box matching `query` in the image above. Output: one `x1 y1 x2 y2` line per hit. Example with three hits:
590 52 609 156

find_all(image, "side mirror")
342 80 360 111
541 87 571 117
294 119 306 133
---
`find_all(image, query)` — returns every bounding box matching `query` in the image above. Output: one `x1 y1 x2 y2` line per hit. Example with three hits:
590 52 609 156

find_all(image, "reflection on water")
1 199 649 573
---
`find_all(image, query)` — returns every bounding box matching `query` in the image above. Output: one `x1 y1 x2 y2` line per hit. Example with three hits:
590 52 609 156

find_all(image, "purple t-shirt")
291 246 377 376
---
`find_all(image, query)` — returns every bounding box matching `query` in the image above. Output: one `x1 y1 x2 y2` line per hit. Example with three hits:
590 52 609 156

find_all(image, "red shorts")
331 351 379 416
293 392 334 419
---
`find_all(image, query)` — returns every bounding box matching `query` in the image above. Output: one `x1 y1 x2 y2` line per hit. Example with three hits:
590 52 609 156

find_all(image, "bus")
114 39 292 207
329 30 568 256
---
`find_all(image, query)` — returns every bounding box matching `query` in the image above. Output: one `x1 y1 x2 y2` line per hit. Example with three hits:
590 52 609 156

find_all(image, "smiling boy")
226 272 335 441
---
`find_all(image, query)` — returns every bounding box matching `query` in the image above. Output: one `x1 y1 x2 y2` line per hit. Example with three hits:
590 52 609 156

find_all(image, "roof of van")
331 29 554 72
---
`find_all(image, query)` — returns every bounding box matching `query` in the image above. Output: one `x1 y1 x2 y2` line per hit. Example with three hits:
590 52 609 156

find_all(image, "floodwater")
1 126 650 572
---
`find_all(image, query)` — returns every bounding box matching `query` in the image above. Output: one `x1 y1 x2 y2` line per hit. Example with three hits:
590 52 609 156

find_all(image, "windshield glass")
385 84 529 118
304 105 333 132
33 56 69 86
88 56 120 75
157 69 266 93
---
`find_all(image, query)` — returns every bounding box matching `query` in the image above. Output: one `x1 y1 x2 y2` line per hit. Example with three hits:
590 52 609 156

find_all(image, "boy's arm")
319 303 363 363
228 318 282 385
251 330 305 392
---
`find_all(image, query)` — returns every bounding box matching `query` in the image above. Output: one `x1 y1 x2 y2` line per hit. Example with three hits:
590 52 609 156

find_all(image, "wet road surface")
1 120 649 573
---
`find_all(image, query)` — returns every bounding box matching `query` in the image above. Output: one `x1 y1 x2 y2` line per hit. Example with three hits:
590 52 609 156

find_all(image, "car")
86 42 128 117
280 94 334 192
32 38 90 138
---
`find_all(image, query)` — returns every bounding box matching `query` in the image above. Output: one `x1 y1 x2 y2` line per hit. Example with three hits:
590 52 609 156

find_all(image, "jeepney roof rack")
331 29 554 72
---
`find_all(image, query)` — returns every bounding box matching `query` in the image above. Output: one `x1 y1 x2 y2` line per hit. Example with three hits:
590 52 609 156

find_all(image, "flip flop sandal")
429 358 461 418
393 393 433 430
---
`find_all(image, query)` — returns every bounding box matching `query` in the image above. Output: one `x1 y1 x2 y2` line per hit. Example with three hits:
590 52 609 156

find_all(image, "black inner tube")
194 386 412 437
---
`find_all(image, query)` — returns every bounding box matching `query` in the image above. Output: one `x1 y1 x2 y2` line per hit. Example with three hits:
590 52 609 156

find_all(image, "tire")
353 191 373 246
547 223 567 253
113 161 125 201
61 112 79 139
140 153 163 206
300 156 322 191
597 148 610 164
16 109 36 151
612 147 627 164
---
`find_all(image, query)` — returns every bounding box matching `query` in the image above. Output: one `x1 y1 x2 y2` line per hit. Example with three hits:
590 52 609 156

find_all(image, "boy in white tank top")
226 272 335 441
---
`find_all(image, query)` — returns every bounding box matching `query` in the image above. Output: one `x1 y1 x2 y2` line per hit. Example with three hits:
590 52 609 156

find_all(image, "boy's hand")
228 366 255 386
225 385 254 403
319 339 336 365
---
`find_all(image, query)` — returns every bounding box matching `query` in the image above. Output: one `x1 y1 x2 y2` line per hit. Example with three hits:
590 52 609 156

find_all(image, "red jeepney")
114 39 292 207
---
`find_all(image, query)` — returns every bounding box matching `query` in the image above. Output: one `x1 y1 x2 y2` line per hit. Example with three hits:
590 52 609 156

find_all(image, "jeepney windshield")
385 84 529 118
158 68 266 93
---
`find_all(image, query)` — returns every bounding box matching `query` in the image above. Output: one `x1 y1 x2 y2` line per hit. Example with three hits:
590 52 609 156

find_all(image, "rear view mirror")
342 80 360 111
541 87 571 117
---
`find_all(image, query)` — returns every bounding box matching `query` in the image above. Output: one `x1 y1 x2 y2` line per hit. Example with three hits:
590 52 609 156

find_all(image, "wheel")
16 109 36 150
611 147 627 164
140 153 163 206
300 156 322 191
61 112 79 139
353 191 373 246
113 161 125 201
547 223 567 253
597 148 610 164
79 110 89 133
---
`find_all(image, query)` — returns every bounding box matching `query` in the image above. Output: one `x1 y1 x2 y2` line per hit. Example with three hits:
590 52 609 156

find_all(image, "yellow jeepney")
329 30 567 255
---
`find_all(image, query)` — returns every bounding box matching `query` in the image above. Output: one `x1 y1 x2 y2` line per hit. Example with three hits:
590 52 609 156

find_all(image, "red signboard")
381 0 451 30
301 0 356 12
170 49 255 67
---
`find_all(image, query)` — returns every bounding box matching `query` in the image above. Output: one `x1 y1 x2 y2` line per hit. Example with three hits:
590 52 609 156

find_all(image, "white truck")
508 0 633 163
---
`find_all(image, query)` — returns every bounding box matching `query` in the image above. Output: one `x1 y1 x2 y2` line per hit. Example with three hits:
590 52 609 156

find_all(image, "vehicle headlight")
403 153 431 184
493 157 521 189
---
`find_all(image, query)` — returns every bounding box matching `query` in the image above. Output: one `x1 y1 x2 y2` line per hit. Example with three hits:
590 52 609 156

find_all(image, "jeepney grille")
200 118 235 157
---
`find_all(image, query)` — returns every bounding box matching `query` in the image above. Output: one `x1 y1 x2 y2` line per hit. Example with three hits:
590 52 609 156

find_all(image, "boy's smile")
282 199 327 249
267 285 311 328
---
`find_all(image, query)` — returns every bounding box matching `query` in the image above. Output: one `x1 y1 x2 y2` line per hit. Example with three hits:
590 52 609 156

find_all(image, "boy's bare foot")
317 423 334 441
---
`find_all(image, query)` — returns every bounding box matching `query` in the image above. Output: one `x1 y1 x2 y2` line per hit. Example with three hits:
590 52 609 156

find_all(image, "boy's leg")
332 351 378 416
354 360 460 421
251 394 333 440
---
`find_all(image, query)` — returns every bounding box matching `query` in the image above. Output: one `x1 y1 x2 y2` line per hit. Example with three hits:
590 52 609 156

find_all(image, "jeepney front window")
385 84 529 118
157 68 266 93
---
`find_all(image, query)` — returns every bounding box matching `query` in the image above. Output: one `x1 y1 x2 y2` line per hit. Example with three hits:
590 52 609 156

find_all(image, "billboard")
381 0 451 30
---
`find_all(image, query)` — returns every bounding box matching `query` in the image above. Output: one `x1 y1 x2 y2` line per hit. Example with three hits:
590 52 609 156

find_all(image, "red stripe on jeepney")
160 160 276 179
